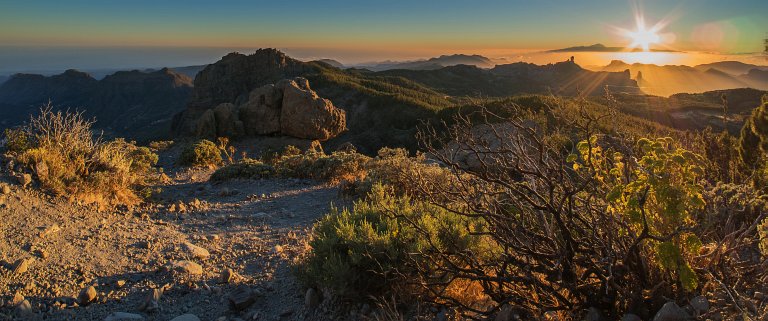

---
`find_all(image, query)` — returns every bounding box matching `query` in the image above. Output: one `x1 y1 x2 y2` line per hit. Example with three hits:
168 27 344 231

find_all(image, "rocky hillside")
603 60 768 96
172 49 640 153
0 68 193 141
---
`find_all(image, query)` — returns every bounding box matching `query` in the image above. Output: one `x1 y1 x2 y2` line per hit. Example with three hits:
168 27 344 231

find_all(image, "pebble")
689 296 709 315
621 314 642 321
169 260 203 276
34 249 49 259
228 284 256 311
104 312 146 321
220 268 234 284
19 173 32 187
653 302 690 321
78 285 98 306
0 184 10 194
181 242 210 260
138 288 162 312
16 299 33 316
12 258 31 275
116 280 126 288
11 293 25 306
305 288 320 309
170 314 200 321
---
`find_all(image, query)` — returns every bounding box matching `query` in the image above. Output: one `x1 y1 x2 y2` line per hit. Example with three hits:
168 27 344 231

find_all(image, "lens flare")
611 4 676 53
626 21 661 51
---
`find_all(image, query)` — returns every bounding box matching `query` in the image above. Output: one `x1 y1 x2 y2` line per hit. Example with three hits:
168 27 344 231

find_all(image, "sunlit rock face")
173 48 346 141
180 76 346 141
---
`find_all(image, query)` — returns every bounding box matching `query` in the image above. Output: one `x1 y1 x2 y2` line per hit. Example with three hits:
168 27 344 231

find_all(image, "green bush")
738 95 768 165
3 127 32 154
298 184 491 298
274 149 371 182
210 159 275 182
178 139 223 168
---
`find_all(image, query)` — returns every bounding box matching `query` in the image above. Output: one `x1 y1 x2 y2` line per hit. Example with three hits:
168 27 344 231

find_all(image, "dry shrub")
148 140 174 151
7 105 159 207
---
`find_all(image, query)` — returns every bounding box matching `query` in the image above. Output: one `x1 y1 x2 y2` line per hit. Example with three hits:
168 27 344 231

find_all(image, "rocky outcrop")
172 48 345 140
189 49 313 109
277 78 346 140
185 77 346 141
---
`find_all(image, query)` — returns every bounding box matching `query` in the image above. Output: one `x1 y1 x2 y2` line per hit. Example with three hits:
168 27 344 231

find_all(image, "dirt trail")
0 168 349 321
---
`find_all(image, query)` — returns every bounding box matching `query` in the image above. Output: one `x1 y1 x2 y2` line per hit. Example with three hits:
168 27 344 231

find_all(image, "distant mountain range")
3 49 767 148
0 68 193 140
353 54 497 71
601 60 768 96
549 43 678 53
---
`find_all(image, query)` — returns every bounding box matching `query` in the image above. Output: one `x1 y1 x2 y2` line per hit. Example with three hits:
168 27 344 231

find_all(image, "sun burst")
614 10 671 52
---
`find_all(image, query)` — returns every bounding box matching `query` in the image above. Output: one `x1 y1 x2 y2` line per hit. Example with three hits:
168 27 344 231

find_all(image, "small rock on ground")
621 314 642 321
169 314 200 321
78 285 98 306
181 242 210 259
229 284 256 311
169 260 203 275
104 312 146 321
653 302 690 321
305 288 320 309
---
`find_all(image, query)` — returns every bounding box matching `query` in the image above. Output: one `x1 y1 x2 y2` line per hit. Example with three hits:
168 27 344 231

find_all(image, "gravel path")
0 168 351 321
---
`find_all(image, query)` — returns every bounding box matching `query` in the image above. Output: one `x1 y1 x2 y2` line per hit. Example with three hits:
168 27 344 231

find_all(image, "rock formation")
187 77 346 141
173 48 349 141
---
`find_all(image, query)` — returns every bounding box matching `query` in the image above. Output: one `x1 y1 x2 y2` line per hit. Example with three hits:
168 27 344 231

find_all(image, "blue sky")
0 0 765 70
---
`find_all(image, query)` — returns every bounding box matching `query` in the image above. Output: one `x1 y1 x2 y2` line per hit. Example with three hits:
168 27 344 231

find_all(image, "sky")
0 0 766 72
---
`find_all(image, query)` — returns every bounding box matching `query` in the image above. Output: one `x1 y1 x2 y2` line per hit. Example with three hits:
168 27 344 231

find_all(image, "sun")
626 24 661 51
614 11 670 52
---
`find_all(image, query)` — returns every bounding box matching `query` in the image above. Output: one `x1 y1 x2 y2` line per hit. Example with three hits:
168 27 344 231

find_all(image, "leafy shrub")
760 218 768 256
298 184 491 298
178 139 223 168
274 149 370 183
210 159 275 182
738 95 768 182
349 147 455 197
570 136 706 291
2 127 32 154
11 107 159 207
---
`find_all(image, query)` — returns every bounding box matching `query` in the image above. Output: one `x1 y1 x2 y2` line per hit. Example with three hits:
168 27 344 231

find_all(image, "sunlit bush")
178 139 222 168
298 184 492 299
9 106 159 206
210 159 275 182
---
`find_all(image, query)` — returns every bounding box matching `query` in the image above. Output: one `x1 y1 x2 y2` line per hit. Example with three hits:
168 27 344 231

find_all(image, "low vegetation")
178 139 223 168
211 145 373 184
296 97 768 320
209 159 275 182
2 106 159 207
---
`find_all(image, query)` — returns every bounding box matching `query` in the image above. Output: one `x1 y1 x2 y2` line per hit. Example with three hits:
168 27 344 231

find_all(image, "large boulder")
239 84 283 135
277 78 346 140
194 109 216 138
181 76 345 141
213 103 243 138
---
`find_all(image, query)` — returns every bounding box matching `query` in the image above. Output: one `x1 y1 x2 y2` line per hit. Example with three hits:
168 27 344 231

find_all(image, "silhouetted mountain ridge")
0 68 193 140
